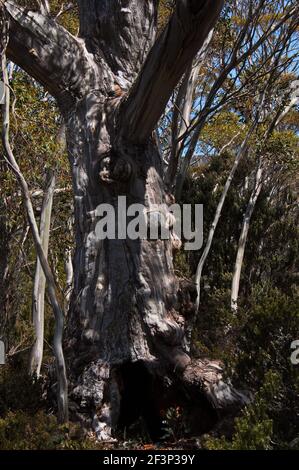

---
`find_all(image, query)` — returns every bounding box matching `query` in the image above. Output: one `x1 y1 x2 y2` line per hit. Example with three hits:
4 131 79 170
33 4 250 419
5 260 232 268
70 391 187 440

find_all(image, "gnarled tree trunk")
2 0 249 439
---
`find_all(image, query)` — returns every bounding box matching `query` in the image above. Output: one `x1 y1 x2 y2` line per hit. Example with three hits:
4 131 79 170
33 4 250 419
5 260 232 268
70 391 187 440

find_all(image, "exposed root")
67 356 250 441
182 359 251 411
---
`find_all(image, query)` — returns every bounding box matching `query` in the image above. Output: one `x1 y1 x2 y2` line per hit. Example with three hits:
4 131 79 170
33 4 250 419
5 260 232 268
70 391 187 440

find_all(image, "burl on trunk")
3 0 247 439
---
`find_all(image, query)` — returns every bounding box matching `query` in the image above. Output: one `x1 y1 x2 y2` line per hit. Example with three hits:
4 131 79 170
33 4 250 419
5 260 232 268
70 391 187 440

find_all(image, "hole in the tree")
116 361 219 442
117 361 164 441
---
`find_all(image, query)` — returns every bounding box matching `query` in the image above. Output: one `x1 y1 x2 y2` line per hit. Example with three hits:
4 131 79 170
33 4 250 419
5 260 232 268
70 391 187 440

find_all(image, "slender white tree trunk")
29 172 55 377
231 162 263 312
1 53 68 423
194 124 256 311
229 93 291 313
166 30 214 187
64 246 73 315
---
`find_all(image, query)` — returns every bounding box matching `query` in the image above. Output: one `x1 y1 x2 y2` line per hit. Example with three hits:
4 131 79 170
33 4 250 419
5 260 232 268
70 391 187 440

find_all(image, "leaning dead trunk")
231 161 263 312
29 172 55 377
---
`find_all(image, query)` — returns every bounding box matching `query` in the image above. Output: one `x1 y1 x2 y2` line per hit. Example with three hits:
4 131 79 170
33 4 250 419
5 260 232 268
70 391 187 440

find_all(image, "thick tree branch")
119 0 224 143
2 1 100 102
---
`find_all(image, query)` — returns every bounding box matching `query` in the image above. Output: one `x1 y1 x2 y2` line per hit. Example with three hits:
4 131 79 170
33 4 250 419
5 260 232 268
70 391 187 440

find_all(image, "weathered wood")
77 0 158 87
1 0 247 439
4 1 114 104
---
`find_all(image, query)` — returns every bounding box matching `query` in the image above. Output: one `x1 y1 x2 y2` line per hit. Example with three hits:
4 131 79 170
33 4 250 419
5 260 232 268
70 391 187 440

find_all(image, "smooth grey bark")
231 161 263 312
1 0 250 439
230 99 295 312
29 172 55 377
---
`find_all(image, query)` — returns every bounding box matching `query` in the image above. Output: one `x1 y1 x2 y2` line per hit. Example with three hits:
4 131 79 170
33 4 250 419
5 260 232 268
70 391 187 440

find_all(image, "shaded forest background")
0 0 298 450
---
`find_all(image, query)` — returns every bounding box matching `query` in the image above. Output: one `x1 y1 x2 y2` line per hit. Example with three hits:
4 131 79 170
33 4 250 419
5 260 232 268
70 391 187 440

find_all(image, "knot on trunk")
111 155 135 182
98 152 135 184
99 155 114 184
171 231 182 251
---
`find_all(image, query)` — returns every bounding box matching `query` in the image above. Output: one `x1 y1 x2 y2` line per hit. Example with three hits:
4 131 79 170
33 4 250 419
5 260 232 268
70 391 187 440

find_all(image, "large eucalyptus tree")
1 0 248 439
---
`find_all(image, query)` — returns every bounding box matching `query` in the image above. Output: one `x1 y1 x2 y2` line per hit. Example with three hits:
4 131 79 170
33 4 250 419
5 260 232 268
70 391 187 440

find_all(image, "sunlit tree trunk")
1 50 68 424
231 162 263 312
64 245 73 315
194 124 256 312
2 0 250 439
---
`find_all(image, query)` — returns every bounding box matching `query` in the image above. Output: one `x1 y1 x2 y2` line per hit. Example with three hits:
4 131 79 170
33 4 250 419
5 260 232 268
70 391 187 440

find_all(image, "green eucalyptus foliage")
179 114 299 448
204 371 281 450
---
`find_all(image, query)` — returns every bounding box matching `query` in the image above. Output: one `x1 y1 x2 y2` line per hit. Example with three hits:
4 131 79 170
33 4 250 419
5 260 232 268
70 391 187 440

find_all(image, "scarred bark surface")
2 0 249 439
